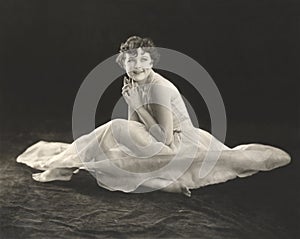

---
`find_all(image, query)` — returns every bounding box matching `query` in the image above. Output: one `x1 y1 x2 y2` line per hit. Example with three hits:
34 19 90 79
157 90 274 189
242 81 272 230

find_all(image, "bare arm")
151 103 173 145
135 84 173 146
128 105 141 122
122 77 173 145
135 105 173 146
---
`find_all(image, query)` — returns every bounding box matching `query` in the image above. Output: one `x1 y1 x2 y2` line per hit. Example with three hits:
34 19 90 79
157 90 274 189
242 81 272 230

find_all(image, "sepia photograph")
1 0 299 238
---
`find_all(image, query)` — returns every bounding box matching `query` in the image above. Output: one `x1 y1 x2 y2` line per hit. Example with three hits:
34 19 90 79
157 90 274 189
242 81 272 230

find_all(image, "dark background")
1 0 299 141
0 0 299 238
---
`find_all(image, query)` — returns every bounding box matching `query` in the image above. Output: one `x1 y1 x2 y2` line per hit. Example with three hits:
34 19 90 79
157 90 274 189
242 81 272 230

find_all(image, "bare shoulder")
151 71 179 94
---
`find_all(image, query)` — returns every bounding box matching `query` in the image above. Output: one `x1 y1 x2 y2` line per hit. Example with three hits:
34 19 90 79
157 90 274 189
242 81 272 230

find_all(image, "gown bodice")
136 70 194 133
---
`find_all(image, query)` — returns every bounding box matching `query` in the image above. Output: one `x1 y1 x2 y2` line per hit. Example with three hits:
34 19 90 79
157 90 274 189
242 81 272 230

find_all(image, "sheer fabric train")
16 71 291 196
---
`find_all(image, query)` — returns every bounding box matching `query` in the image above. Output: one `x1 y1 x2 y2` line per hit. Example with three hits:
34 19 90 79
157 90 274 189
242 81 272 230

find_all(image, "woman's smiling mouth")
132 70 144 74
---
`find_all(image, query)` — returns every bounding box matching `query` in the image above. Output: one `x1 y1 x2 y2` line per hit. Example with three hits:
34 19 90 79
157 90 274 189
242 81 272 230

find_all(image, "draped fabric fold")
16 71 291 196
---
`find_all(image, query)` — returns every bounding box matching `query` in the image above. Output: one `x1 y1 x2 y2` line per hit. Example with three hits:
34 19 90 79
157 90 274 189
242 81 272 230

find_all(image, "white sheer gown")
16 70 291 196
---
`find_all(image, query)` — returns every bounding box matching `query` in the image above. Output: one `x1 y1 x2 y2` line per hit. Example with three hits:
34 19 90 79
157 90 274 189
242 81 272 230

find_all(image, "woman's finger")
129 77 133 85
129 80 134 88
122 89 130 96
122 84 130 91
123 76 130 85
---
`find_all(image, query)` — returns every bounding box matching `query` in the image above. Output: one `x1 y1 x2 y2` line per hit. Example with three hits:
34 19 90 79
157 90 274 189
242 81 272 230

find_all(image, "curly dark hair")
115 36 160 69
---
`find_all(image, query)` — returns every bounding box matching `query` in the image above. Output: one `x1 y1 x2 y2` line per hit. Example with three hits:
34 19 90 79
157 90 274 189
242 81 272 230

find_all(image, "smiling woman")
124 48 153 82
16 36 292 196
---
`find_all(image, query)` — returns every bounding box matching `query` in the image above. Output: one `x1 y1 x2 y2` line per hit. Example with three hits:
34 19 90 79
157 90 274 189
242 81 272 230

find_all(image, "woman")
16 36 291 196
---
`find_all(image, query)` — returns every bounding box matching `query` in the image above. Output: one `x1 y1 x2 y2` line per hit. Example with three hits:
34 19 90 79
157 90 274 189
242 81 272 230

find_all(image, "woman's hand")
121 76 132 95
122 76 144 111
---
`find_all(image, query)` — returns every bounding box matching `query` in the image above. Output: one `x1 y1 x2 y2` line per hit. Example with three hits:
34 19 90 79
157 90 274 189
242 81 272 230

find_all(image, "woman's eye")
141 58 149 62
127 59 136 63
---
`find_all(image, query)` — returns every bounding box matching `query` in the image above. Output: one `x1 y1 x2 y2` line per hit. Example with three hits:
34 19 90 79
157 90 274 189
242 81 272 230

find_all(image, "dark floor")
0 119 299 239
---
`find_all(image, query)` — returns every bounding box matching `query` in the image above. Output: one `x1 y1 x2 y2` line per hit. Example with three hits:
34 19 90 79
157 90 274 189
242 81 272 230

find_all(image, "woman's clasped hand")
122 76 144 111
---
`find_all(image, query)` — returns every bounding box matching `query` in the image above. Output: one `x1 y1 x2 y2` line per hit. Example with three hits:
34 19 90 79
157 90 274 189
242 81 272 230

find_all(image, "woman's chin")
132 74 146 82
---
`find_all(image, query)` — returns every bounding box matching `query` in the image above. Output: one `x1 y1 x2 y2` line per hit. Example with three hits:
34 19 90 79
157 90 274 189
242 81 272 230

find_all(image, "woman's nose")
134 59 142 68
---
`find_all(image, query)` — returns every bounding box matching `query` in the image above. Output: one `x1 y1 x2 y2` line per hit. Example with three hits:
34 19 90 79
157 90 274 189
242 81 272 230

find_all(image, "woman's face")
124 47 153 82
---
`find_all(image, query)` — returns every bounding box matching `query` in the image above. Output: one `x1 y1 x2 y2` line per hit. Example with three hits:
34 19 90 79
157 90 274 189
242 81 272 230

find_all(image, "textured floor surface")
0 120 299 238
